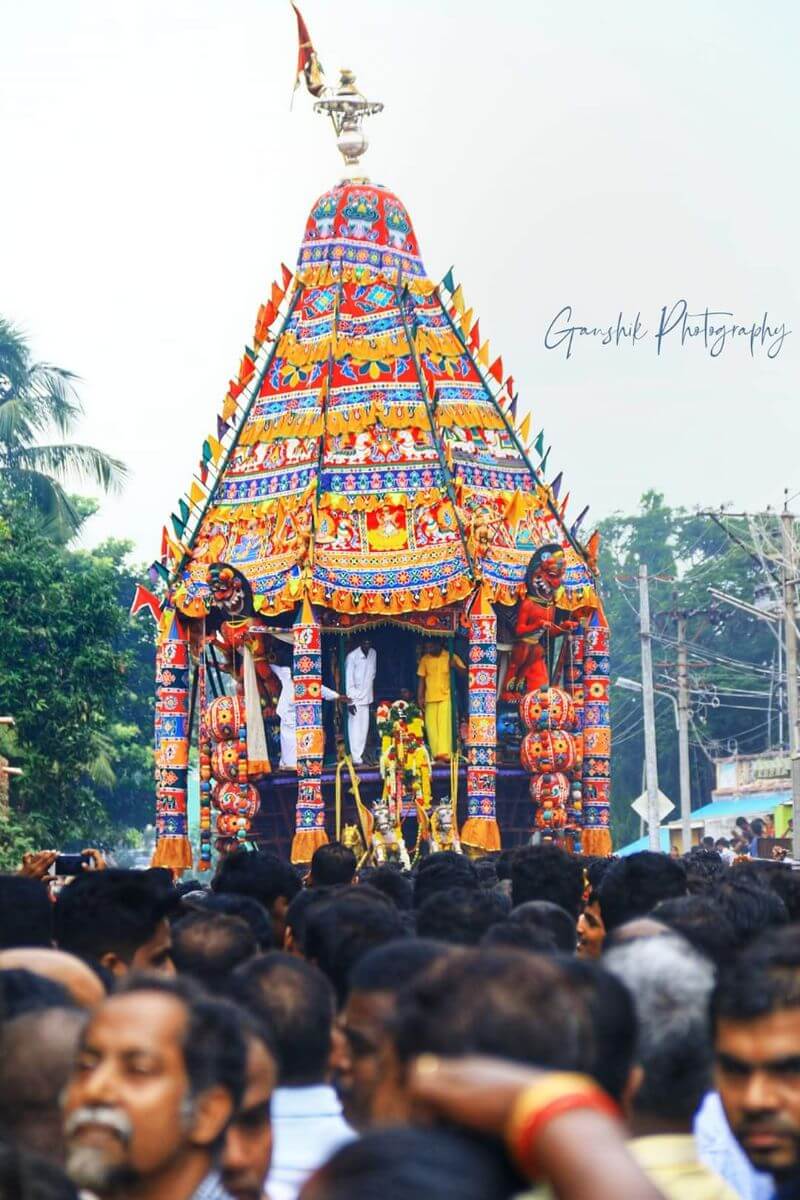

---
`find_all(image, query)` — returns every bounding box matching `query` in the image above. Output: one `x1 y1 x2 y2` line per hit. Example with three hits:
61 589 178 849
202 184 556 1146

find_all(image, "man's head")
413 852 478 910
213 851 301 946
357 637 372 656
375 949 592 1124
597 851 687 933
171 912 257 992
423 639 442 656
711 875 789 943
415 888 507 947
62 977 246 1198
558 959 639 1110
235 953 335 1086
0 1006 87 1162
605 933 715 1131
303 888 406 1006
54 871 176 978
309 843 357 888
0 874 53 948
332 939 450 1129
652 895 738 968
181 892 273 950
509 900 577 953
712 926 800 1180
219 1019 278 1200
510 846 584 920
0 948 106 1009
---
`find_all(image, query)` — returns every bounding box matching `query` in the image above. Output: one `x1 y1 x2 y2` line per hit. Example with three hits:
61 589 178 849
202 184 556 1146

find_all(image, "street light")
616 677 679 731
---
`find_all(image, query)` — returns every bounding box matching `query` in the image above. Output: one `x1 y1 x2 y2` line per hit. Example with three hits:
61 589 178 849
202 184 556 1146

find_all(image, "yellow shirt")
417 652 464 704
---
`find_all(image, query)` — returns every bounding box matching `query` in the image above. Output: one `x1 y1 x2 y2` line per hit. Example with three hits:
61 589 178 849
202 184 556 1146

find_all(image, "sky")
2 0 798 561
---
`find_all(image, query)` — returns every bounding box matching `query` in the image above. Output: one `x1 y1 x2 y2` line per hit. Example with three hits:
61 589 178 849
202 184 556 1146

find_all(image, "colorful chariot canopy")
169 177 600 621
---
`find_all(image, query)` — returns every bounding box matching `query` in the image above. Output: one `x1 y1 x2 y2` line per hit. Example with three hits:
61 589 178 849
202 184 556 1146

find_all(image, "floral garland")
376 699 433 818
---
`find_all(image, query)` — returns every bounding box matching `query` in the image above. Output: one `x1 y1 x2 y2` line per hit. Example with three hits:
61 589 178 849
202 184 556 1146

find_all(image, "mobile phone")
52 853 91 876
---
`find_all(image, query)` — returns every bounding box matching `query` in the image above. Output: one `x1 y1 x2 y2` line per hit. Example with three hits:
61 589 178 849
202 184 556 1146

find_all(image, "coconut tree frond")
11 442 128 492
0 318 32 398
0 393 38 448
28 364 83 436
2 467 81 533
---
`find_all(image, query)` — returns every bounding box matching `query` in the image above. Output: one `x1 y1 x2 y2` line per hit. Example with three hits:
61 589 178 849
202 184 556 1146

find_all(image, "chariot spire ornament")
314 68 383 172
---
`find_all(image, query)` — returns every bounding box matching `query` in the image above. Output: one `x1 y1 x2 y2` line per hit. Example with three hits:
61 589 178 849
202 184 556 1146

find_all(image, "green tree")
0 317 126 537
599 493 776 847
0 489 156 848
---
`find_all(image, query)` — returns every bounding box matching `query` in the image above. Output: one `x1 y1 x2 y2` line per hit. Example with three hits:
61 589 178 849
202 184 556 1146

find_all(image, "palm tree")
0 317 126 536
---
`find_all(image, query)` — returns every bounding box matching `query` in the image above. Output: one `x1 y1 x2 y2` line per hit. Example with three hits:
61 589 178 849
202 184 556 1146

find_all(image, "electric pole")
781 509 800 860
639 564 661 850
676 616 692 853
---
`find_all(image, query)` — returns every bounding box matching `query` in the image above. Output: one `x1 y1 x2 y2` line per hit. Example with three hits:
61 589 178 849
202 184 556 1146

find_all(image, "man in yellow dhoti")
416 640 466 761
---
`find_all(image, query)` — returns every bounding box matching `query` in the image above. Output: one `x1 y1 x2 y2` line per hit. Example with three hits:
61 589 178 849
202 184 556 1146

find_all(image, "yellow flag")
189 481 205 507
477 340 490 367
504 489 526 527
451 284 465 315
207 435 222 462
517 413 531 445
460 307 473 337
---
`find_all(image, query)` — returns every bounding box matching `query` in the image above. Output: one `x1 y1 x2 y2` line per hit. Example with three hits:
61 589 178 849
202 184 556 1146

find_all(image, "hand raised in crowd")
19 850 57 879
81 847 106 870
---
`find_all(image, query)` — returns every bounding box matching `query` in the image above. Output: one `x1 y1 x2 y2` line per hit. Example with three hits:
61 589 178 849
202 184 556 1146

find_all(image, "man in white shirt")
270 662 346 770
344 637 377 765
235 953 354 1200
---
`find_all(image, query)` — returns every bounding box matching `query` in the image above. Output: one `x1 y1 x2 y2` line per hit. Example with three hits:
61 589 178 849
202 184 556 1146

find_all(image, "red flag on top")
130 584 162 623
489 356 504 384
469 319 480 350
281 263 293 290
505 375 514 397
271 281 285 309
160 527 168 562
292 3 326 98
238 353 256 386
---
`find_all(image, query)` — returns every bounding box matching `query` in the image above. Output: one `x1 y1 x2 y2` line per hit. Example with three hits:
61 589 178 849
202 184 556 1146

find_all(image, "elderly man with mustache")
62 976 247 1200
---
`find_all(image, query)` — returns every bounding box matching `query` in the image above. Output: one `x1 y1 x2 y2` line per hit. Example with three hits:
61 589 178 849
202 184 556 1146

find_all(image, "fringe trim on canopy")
460 817 502 855
308 575 473 614
295 264 438 294
435 403 506 430
151 837 193 871
291 827 328 864
581 827 612 857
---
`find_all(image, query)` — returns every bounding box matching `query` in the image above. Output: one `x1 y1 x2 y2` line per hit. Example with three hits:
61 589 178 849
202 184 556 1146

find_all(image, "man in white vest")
344 637 377 765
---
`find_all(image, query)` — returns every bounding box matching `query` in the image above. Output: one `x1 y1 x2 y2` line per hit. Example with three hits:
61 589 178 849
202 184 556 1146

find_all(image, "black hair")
115 974 247 1112
171 912 257 992
473 858 499 889
751 818 766 836
712 924 800 1029
0 876 53 949
0 1144 79 1200
0 969 75 1020
653 895 738 968
349 938 450 994
584 856 614 892
511 846 584 920
212 850 301 912
182 892 273 949
413 852 479 909
304 889 407 1005
365 866 413 911
481 922 559 954
763 865 800 922
310 843 357 887
235 953 335 1085
283 887 332 953
710 875 788 944
597 852 687 932
415 888 508 947
495 850 516 882
53 870 176 964
392 948 591 1072
306 1125 522 1200
682 848 727 894
558 958 638 1104
509 900 577 953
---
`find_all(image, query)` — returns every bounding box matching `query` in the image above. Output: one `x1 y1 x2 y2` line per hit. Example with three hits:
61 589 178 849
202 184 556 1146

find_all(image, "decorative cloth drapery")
291 594 327 863
152 609 193 870
461 586 500 852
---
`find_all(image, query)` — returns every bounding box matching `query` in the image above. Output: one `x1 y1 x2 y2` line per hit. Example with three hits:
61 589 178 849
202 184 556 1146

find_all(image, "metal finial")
314 69 383 172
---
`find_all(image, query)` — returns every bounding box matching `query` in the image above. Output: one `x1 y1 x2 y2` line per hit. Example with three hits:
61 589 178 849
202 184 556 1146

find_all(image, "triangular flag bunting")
504 490 526 527
202 440 213 463
571 505 590 536
189 481 205 507
488 355 504 383
199 462 209 485
469 319 480 350
217 415 231 440
451 284 465 315
507 394 518 420
517 414 531 445
559 492 570 517
541 446 551 473
222 394 238 421
238 353 255 386
207 434 222 462
171 514 186 540
178 499 190 524
150 561 170 583
550 472 563 500
271 281 285 309
281 263 293 290
533 430 545 457
160 527 168 561
477 340 490 367
130 584 162 623
441 267 455 294
229 378 244 401
505 375 514 397
586 530 600 569
459 307 473 336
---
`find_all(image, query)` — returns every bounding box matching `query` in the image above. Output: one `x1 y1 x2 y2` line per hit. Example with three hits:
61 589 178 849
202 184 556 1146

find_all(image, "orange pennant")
488 355 504 383
468 319 480 350
281 263 293 289
271 282 285 309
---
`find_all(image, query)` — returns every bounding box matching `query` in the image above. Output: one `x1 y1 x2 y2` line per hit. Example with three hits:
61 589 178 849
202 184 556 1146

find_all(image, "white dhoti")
345 646 377 764
348 705 370 763
270 662 338 771
279 710 298 770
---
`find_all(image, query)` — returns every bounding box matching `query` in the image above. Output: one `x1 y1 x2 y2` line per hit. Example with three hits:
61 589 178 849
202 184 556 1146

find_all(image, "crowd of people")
2 839 800 1200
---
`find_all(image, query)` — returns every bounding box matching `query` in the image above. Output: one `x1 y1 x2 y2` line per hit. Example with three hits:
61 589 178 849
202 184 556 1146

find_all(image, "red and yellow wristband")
505 1072 622 1178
